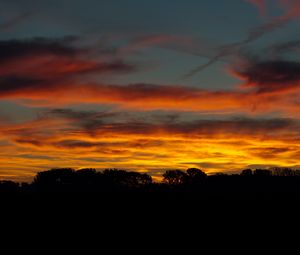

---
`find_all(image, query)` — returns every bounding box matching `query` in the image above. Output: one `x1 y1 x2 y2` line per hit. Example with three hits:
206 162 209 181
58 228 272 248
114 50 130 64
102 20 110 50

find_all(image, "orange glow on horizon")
1 124 300 182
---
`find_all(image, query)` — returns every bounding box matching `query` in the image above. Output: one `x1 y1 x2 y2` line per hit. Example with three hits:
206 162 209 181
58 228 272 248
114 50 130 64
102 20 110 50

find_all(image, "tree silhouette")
33 168 76 191
253 169 272 177
241 169 253 176
162 170 187 185
0 181 19 193
186 168 207 183
272 167 296 177
102 169 152 188
0 166 300 202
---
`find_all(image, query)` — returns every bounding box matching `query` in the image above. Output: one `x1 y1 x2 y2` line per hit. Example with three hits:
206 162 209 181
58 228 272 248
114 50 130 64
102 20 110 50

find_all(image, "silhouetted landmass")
1 167 300 203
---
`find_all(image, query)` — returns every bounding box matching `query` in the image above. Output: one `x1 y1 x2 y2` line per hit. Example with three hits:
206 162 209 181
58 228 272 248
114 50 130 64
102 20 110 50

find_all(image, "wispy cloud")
230 37 300 94
183 0 300 78
0 11 33 31
246 0 268 17
0 39 299 115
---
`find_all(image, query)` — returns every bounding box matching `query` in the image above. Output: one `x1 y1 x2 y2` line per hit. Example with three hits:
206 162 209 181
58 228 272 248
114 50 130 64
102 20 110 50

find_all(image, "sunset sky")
1 0 300 181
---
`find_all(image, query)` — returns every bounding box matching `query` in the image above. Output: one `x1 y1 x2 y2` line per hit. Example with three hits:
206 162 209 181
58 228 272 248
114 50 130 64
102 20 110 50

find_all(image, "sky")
1 0 300 181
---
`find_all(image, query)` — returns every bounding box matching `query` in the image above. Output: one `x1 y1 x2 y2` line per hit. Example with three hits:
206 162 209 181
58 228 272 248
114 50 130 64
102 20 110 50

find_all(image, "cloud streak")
246 0 268 17
0 11 33 31
1 80 298 114
183 0 300 78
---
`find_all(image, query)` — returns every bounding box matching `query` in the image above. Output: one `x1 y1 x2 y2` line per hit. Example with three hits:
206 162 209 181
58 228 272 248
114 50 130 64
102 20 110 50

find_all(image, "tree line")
1 167 300 196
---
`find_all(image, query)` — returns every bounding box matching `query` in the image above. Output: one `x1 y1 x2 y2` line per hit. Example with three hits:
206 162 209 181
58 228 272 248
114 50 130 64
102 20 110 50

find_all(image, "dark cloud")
161 118 296 137
54 140 98 149
182 161 245 172
249 147 292 159
0 76 47 93
0 37 138 110
52 139 164 150
46 109 298 138
48 108 117 121
7 109 299 145
230 37 300 93
15 154 55 160
0 37 135 97
0 37 79 62
233 58 300 92
14 138 43 147
46 108 120 132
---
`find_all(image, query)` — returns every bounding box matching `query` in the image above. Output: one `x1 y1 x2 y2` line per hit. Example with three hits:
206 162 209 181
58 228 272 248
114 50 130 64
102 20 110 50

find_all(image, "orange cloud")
1 112 300 181
2 80 300 116
0 37 299 116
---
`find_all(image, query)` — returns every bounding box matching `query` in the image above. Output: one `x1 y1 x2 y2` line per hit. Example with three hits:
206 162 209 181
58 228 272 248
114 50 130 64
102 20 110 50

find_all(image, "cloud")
54 140 100 149
1 37 299 115
248 146 293 159
279 0 300 19
122 34 214 59
15 138 44 147
0 82 245 111
119 34 179 55
46 108 121 133
232 58 300 93
183 16 289 78
267 40 300 57
0 43 133 80
230 37 300 95
47 108 118 122
5 75 300 115
0 37 79 61
1 77 299 115
52 139 164 151
0 37 135 94
0 11 33 31
184 0 300 78
0 36 140 106
246 0 268 17
5 112 298 141
1 109 300 180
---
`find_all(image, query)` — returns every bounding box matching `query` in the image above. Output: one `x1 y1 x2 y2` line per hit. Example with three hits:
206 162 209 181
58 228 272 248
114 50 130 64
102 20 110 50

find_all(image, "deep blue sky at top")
0 0 271 89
